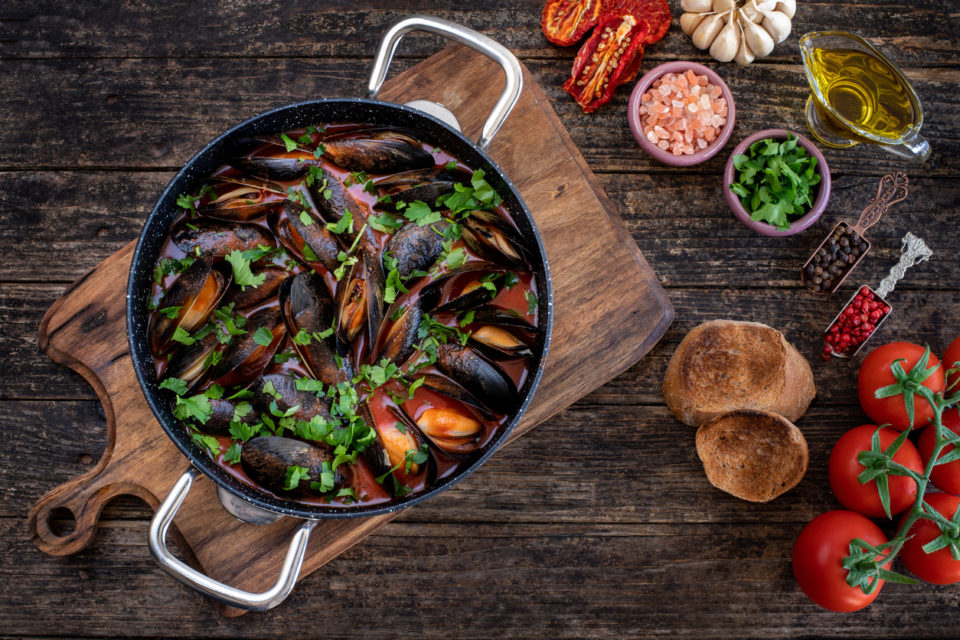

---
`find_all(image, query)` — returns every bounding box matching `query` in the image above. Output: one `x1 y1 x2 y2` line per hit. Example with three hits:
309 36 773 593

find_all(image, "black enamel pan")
127 16 552 610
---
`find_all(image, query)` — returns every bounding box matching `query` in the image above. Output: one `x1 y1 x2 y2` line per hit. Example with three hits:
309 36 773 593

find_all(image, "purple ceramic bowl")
627 61 735 167
723 129 831 237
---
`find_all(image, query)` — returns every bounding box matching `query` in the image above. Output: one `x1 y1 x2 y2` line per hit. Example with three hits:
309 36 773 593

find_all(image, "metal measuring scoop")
823 233 933 359
802 172 909 294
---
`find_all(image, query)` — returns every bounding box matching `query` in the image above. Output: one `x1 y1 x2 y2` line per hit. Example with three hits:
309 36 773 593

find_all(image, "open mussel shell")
229 155 311 181
310 167 378 254
335 250 385 350
226 266 289 310
172 220 274 258
241 436 346 495
254 372 332 424
164 332 222 391
320 130 434 174
391 403 482 457
461 210 528 269
269 202 340 274
418 372 495 420
464 306 537 359
384 221 448 279
279 272 354 385
360 403 428 483
211 306 285 388
419 269 506 314
150 259 231 354
198 184 283 222
374 168 470 211
436 342 519 415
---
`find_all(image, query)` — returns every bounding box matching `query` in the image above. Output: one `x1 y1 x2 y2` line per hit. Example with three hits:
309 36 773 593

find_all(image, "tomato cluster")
794 339 960 612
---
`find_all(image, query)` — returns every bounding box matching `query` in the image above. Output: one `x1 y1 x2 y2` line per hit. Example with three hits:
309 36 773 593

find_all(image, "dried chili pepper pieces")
563 12 649 113
541 0 604 47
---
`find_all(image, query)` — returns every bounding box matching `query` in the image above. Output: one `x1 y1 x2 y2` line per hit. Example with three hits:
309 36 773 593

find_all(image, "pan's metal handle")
366 15 522 149
148 468 316 612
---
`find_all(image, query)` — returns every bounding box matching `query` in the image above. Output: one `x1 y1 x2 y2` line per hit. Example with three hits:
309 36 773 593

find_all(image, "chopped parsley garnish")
153 256 194 284
525 290 538 315
174 393 212 424
284 465 310 491
383 268 408 305
299 209 315 226
159 376 188 396
252 326 275 347
403 200 443 227
280 134 298 152
326 209 354 235
286 186 311 209
368 212 404 234
204 384 224 400
191 432 221 457
444 160 458 170
159 305 182 319
224 249 267 289
223 443 243 464
171 326 196 346
229 419 260 442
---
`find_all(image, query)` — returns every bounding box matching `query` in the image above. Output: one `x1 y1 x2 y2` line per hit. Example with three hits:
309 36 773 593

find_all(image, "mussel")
255 372 332 423
172 220 274 258
229 155 311 181
241 436 346 495
419 269 506 313
150 259 231 353
202 397 259 435
320 130 434 174
279 272 354 385
335 250 385 350
362 403 427 482
165 332 222 390
226 266 288 310
309 167 378 254
198 183 283 222
211 307 285 388
269 201 340 274
465 306 537 359
461 210 527 268
384 221 448 278
372 298 422 367
435 342 519 415
393 403 483 456
374 168 470 211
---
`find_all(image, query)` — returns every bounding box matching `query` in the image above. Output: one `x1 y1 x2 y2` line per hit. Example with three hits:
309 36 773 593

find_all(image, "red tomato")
900 492 960 585
917 408 960 495
858 342 944 431
944 336 960 394
793 510 890 612
829 425 923 517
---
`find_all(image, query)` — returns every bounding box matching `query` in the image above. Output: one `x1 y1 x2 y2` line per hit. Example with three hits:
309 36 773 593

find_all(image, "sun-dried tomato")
610 0 671 45
541 0 604 47
562 12 649 113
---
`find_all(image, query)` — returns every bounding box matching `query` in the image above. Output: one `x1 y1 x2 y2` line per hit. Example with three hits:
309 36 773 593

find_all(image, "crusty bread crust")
662 320 815 426
695 409 809 502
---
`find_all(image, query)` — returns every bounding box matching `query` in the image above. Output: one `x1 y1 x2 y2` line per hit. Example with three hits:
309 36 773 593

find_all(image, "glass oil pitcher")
799 31 930 162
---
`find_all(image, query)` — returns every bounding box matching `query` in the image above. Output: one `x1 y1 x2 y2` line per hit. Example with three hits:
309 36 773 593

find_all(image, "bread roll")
662 319 815 426
696 409 808 502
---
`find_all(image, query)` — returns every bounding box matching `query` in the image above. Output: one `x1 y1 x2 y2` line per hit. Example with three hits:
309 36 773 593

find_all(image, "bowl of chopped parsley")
724 129 831 237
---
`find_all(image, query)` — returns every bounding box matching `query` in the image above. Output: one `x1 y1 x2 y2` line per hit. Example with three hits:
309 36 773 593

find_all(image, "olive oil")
806 47 915 141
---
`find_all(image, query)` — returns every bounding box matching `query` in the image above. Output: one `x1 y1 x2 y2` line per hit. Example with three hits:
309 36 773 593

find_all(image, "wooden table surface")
2 1 958 637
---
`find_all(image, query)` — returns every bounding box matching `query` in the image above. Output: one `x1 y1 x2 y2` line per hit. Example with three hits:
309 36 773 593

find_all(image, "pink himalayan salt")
638 71 728 156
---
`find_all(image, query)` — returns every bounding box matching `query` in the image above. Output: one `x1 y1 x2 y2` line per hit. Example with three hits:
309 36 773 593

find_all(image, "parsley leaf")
223 443 243 464
284 465 310 491
525 290 537 315
252 326 275 347
159 377 188 396
224 250 267 289
171 326 196 346
280 133 298 152
403 201 442 227
174 394 212 424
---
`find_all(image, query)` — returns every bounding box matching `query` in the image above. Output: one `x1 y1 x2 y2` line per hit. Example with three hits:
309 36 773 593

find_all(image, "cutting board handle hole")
46 506 77 537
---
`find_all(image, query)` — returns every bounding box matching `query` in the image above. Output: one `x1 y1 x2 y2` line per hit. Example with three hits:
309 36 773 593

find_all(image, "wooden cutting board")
27 44 673 616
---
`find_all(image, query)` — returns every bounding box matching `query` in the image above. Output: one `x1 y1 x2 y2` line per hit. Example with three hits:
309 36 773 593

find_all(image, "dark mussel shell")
321 131 434 174
230 155 311 181
373 168 470 211
211 306 285 388
203 397 259 435
335 250 385 350
392 403 482 457
165 332 222 390
255 373 332 424
418 372 495 420
173 220 274 258
419 269 506 314
241 436 346 495
384 221 448 279
227 266 289 310
197 183 283 222
461 210 527 269
279 272 354 385
150 259 231 354
373 298 422 366
310 167 378 254
269 201 340 274
436 342 519 415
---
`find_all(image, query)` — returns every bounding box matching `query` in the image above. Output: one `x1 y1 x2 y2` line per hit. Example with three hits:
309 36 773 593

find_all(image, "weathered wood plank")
0 58 955 176
2 1 956 67
2 516 958 639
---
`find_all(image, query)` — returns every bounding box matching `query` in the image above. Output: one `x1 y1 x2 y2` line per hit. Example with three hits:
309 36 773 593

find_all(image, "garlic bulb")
680 0 792 64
